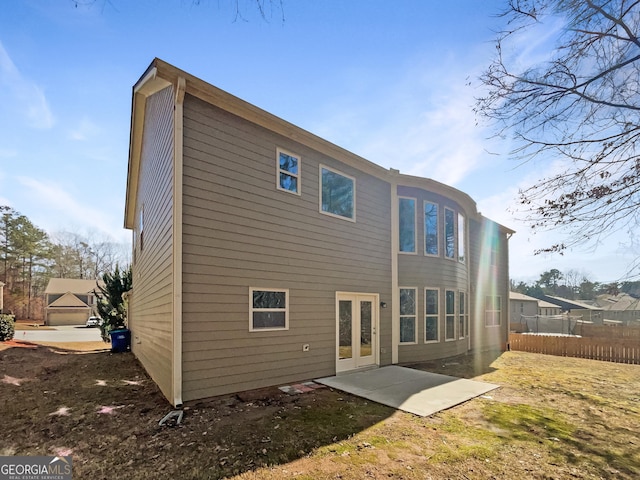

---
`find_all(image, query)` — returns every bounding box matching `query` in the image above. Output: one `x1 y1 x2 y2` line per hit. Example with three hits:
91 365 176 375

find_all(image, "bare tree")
49 230 130 280
477 1 640 275
71 0 284 22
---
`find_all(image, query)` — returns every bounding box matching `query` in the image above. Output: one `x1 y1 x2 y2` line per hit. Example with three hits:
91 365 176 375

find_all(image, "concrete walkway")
15 325 102 343
316 365 498 417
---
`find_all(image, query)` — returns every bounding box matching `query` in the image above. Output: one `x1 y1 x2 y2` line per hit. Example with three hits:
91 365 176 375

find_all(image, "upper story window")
444 207 455 259
399 197 416 253
458 213 465 263
139 204 144 252
424 201 438 256
277 148 301 195
320 165 355 221
249 288 289 331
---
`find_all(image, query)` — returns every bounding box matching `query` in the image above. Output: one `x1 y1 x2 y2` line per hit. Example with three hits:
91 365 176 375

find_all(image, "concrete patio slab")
316 365 499 417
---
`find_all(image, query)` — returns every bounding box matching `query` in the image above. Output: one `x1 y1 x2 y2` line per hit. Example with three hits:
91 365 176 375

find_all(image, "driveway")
15 325 103 343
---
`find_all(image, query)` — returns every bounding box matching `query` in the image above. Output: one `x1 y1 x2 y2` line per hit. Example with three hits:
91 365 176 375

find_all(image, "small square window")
277 148 301 195
249 288 289 331
320 165 355 221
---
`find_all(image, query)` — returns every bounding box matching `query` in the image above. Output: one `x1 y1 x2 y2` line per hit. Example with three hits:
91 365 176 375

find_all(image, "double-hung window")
320 165 355 221
485 295 502 327
399 197 416 253
249 288 289 331
445 290 455 340
399 287 417 343
425 288 439 342
277 148 301 195
424 202 438 256
459 291 468 339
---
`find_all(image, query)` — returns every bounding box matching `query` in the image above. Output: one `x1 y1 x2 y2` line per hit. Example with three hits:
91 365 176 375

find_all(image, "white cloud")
399 93 487 185
16 176 128 242
69 116 101 141
510 16 566 69
0 41 55 129
306 49 505 189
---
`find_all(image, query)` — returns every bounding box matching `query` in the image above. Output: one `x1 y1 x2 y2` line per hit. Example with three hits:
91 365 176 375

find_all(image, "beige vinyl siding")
468 218 510 351
129 85 175 402
396 186 471 363
181 94 392 401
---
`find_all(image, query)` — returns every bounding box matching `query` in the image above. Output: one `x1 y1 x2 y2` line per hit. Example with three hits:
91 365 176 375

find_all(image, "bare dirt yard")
1 341 638 479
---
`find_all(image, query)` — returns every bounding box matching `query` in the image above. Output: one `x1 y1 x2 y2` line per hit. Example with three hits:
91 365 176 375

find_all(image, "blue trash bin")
110 328 131 353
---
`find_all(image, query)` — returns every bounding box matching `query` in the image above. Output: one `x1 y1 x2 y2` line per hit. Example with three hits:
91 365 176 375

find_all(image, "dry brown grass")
0 344 638 479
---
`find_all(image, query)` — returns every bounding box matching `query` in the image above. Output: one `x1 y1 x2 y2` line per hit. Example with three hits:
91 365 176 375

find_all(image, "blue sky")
0 0 636 283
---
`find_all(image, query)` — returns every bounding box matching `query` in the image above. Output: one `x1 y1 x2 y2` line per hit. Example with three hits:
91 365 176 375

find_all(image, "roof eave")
124 60 172 229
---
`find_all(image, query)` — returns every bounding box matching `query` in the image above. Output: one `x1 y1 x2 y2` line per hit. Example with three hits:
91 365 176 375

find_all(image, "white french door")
336 293 379 373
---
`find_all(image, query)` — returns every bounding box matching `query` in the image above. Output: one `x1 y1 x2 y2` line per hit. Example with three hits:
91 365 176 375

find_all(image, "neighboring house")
538 299 562 317
509 292 539 319
595 293 640 325
542 295 603 323
44 278 99 326
509 292 539 333
124 58 514 407
509 292 572 334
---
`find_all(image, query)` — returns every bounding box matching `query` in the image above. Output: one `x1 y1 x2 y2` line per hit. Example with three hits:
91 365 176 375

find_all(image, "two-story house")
124 59 513 407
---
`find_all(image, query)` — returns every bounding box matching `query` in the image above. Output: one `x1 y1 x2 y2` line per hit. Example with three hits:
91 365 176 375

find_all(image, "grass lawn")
0 343 638 479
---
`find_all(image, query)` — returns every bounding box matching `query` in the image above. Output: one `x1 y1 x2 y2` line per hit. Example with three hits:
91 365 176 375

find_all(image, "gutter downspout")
172 77 186 407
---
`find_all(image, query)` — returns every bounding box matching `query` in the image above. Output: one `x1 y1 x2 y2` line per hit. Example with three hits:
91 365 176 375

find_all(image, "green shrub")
0 314 15 341
95 265 132 342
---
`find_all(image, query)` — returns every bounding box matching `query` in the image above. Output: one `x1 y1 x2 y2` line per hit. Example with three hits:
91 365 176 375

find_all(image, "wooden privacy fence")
509 333 640 365
575 324 640 339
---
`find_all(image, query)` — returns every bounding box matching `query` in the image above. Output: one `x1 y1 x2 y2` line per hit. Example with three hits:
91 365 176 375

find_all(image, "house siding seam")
180 94 392 401
129 85 176 402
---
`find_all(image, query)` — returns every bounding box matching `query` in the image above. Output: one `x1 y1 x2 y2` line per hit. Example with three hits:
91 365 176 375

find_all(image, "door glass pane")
339 300 352 359
360 301 372 358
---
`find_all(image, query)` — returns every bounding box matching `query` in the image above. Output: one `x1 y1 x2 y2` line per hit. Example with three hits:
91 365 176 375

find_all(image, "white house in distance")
509 292 539 319
538 299 562 317
44 278 99 326
124 58 514 407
